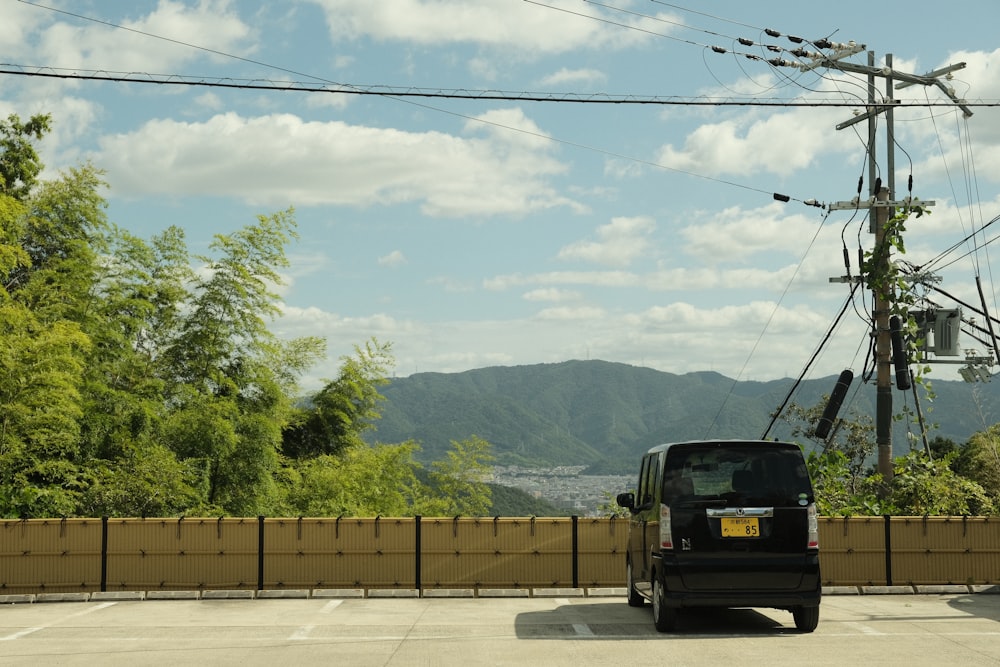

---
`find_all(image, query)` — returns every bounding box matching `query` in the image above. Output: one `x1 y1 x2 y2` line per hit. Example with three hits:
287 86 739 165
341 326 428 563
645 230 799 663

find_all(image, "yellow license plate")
721 517 759 538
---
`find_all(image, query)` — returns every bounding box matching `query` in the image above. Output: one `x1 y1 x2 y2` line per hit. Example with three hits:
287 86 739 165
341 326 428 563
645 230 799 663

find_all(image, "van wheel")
792 606 819 632
651 576 677 632
626 560 644 607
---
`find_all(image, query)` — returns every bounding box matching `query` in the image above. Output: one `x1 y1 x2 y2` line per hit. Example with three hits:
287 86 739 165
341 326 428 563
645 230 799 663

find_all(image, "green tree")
804 450 885 516
9 164 109 322
283 338 393 459
78 442 200 517
928 435 959 461
782 400 876 491
955 425 1000 504
284 441 425 516
0 170 98 517
0 113 51 200
157 209 317 515
887 451 994 515
0 195 29 278
0 309 90 517
419 436 495 516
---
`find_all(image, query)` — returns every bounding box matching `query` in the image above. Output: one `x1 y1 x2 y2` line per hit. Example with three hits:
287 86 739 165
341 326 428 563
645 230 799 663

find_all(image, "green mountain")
366 360 1000 475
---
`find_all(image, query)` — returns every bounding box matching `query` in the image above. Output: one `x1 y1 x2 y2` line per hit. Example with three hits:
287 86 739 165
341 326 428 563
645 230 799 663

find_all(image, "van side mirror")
616 492 635 510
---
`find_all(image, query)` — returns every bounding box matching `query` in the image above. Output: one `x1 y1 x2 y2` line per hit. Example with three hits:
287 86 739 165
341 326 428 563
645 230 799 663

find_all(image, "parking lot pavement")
1 593 999 666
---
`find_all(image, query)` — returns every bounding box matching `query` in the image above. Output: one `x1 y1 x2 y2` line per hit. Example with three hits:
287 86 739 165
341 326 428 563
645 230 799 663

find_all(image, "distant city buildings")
492 465 633 517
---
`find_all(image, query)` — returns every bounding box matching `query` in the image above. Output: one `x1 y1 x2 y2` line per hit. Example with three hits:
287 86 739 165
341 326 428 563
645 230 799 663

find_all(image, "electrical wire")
919 213 1000 273
647 0 767 33
9 64 979 109
20 0 996 394
707 207 833 438
760 280 861 439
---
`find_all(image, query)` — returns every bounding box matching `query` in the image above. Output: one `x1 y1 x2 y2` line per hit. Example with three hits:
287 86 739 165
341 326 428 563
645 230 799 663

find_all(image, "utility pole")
873 186 893 483
819 50 970 483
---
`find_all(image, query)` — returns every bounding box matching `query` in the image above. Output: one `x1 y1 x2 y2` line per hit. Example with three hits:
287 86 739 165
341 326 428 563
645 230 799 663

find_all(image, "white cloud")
35 0 255 71
484 270 640 291
657 107 857 178
306 0 679 53
193 92 224 112
535 305 606 320
522 288 582 302
378 250 407 267
0 2 49 57
93 110 582 217
538 68 607 87
557 216 656 266
427 276 476 293
276 296 870 390
678 203 826 264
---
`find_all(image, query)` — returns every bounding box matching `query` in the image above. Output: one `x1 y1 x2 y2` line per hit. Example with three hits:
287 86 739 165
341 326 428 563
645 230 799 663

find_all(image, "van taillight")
807 503 819 549
660 503 673 550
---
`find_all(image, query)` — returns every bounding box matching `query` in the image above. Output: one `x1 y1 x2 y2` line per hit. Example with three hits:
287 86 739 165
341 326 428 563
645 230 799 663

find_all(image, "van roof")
644 439 802 455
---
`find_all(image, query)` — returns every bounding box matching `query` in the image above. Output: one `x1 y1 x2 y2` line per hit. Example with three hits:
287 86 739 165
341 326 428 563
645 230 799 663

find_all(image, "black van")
616 439 821 633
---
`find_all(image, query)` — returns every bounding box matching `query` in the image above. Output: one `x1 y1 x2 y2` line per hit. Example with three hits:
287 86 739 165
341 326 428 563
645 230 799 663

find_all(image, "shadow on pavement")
947 590 1000 622
514 601 796 639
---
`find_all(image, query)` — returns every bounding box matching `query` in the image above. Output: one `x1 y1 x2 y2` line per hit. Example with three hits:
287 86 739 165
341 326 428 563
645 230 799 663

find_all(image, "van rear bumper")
656 552 822 610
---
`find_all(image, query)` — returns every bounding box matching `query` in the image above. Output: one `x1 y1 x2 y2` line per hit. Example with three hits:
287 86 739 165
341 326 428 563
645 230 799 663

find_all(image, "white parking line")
0 601 116 641
0 627 44 642
843 621 885 635
319 600 343 614
288 598 344 639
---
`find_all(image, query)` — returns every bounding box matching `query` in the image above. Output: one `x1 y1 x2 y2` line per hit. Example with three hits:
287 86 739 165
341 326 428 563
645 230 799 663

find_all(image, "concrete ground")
2 590 999 666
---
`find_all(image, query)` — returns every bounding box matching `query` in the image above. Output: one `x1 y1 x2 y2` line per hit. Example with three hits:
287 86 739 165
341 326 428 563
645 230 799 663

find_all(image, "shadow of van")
947 590 1000 622
514 601 796 639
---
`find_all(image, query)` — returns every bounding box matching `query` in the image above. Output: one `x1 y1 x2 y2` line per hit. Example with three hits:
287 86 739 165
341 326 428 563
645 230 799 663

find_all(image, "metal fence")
3 516 999 594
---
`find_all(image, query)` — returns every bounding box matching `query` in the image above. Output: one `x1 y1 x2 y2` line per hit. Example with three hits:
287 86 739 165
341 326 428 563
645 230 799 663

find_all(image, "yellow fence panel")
106 518 258 591
890 517 1000 586
576 517 627 588
264 517 415 590
0 519 102 594
817 516 887 586
420 517 572 589
5 516 1000 594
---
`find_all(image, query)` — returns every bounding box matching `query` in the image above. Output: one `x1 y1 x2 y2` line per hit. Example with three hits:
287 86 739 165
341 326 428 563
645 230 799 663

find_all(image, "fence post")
257 516 265 591
883 514 893 586
571 515 579 589
414 516 422 591
100 516 108 592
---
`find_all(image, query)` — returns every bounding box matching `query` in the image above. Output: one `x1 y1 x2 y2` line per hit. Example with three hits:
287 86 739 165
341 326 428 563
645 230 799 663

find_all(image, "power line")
15 0 342 89
5 0 838 208
13 1 987 214
4 65 996 110
529 0 859 69
760 281 862 439
709 207 835 439
647 0 767 33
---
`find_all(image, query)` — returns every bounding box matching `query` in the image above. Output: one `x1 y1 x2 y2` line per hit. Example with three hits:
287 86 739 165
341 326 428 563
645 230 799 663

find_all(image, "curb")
2 585 997 605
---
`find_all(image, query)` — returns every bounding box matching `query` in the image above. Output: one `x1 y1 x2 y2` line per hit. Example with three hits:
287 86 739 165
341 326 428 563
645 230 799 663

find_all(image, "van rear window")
662 443 812 506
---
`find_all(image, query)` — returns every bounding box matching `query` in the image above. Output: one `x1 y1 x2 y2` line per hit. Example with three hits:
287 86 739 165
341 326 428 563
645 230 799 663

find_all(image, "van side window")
637 453 658 508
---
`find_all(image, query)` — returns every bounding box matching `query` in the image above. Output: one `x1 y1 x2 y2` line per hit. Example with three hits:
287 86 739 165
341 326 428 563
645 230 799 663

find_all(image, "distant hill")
365 360 1000 475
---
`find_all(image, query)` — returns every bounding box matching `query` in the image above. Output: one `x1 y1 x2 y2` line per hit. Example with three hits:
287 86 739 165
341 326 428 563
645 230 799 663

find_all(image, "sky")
3 0 1000 390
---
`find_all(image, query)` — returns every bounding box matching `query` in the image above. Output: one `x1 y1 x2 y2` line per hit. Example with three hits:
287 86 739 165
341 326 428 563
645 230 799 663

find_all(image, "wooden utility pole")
873 186 894 483
821 50 970 481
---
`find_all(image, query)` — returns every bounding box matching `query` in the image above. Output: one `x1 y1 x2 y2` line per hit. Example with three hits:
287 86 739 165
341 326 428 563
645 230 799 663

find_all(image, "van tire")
793 605 819 632
651 576 677 632
626 560 644 607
